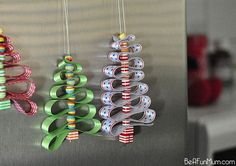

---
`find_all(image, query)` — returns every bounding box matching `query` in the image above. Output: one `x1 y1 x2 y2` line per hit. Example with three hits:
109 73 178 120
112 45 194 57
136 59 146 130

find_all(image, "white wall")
207 0 236 40
187 0 236 56
187 0 207 34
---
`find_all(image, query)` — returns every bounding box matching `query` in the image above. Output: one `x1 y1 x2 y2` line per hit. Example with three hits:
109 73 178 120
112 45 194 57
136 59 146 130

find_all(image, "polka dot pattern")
99 105 113 119
130 44 142 53
100 34 156 138
103 66 117 77
101 79 148 94
134 83 149 95
103 66 145 81
108 52 120 62
132 70 145 81
110 34 136 50
102 119 114 134
101 79 114 91
101 108 156 136
101 92 113 105
130 57 144 69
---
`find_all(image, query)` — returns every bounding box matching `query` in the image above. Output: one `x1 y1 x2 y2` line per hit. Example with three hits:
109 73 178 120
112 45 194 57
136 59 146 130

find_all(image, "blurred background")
187 0 236 163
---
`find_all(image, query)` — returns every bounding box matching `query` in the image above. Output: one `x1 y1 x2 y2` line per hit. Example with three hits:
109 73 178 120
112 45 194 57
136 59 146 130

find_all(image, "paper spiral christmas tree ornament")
99 0 156 144
0 28 37 115
41 0 101 151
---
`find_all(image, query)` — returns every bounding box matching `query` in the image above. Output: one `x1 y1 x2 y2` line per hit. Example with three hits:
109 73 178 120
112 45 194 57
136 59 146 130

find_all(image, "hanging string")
62 0 66 54
62 0 70 55
111 0 115 34
117 0 127 34
121 0 127 34
117 0 122 34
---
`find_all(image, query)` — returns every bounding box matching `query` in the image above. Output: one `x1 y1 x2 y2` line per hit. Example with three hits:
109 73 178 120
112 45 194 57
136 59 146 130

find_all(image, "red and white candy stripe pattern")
66 131 79 141
119 40 133 144
0 33 37 116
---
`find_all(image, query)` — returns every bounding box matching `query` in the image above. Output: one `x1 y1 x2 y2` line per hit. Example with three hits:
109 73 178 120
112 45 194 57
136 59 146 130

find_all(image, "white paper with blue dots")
100 34 156 137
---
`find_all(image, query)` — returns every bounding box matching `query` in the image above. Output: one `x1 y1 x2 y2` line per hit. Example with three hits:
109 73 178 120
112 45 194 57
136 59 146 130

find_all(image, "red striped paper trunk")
118 41 134 144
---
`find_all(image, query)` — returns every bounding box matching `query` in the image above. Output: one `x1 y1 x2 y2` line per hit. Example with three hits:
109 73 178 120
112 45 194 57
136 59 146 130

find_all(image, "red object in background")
208 78 222 104
188 78 222 106
188 35 223 106
187 35 207 47
188 80 212 106
188 35 208 79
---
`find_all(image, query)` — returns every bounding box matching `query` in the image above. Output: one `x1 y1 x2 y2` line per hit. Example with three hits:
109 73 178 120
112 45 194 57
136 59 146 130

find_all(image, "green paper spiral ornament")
41 55 101 151
41 0 101 151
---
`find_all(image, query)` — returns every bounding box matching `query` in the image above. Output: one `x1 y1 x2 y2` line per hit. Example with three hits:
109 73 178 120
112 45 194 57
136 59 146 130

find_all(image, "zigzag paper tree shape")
0 28 37 115
41 55 101 151
99 33 156 144
41 0 101 151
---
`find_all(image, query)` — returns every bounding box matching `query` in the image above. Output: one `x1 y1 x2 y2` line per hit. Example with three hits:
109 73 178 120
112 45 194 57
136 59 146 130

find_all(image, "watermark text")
184 158 236 165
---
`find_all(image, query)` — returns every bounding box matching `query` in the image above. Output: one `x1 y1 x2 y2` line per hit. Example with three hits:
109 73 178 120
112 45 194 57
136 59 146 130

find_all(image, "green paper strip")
0 69 5 76
42 116 100 135
0 85 6 99
0 62 3 69
42 130 70 151
0 76 6 84
41 116 101 151
49 86 94 104
0 85 6 91
42 58 101 151
54 74 87 85
58 59 82 71
0 100 11 110
44 100 96 119
0 55 5 61
53 59 83 83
